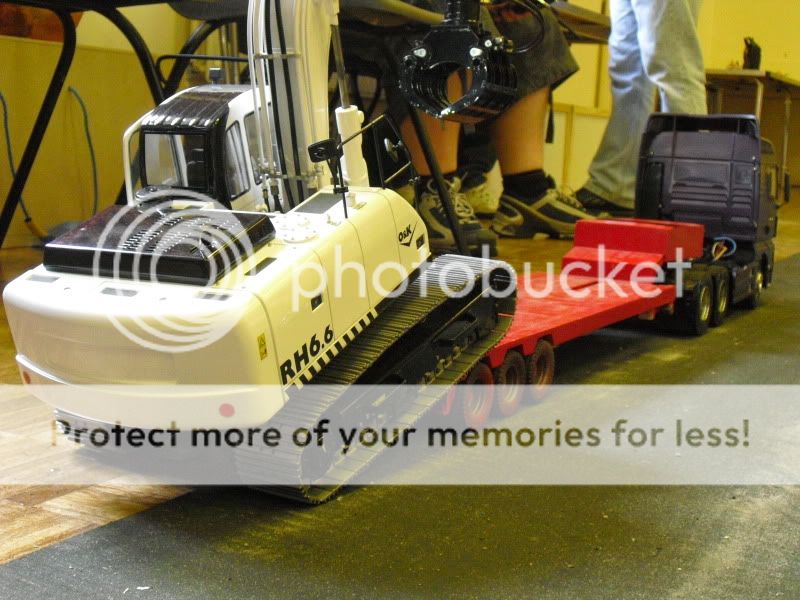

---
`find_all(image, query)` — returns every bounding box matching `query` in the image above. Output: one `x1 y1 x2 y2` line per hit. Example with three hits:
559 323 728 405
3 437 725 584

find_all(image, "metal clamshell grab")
399 1 518 124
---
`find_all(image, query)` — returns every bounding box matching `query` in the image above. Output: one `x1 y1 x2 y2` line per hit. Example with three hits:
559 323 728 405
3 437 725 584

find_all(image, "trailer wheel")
460 362 494 428
493 350 526 417
526 340 555 402
439 385 456 417
710 274 729 327
743 266 764 309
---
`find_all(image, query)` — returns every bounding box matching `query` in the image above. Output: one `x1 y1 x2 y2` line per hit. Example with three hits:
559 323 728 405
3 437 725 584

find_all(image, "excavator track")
234 255 516 503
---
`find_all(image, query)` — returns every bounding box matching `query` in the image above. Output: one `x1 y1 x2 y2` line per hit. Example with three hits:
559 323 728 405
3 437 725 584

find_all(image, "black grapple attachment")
399 0 518 124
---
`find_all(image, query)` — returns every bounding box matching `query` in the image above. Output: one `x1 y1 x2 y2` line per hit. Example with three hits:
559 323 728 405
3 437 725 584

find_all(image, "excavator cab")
123 85 266 211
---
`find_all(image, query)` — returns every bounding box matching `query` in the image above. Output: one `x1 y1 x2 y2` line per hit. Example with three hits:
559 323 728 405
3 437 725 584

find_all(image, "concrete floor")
0 199 798 598
2 484 799 599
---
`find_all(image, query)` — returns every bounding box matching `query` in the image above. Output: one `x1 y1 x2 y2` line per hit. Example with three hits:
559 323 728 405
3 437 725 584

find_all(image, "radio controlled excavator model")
3 0 521 502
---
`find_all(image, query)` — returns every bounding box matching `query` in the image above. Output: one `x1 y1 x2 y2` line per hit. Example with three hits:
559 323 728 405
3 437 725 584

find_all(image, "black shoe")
575 188 635 218
491 177 602 239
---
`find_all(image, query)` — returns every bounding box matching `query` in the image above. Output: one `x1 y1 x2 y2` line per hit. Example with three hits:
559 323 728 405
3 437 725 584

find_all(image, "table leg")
754 79 764 121
783 94 791 180
97 8 164 106
0 7 75 247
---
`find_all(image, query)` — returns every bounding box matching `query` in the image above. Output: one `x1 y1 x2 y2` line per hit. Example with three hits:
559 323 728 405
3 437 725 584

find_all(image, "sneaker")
491 176 601 239
575 187 634 217
397 160 504 217
458 159 503 217
417 176 498 256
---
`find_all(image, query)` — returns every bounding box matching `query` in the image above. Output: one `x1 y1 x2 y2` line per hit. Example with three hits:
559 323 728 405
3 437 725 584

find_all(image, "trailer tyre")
687 277 712 335
526 340 555 402
493 350 526 417
461 362 494 428
710 274 730 327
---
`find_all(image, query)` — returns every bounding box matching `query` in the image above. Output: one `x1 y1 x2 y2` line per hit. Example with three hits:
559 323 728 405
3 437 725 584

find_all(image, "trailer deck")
486 274 676 368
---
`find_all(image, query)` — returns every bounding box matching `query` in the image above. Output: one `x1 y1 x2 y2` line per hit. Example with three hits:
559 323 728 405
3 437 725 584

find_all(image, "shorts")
376 1 579 122
485 1 579 95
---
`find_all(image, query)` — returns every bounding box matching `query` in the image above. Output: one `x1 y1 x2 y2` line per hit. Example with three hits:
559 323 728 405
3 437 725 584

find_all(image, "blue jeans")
584 0 707 208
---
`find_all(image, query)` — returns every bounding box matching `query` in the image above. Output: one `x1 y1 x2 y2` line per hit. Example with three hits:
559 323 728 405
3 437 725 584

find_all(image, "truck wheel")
743 267 764 309
526 340 555 402
688 277 712 335
710 275 729 327
493 350 526 417
461 362 494 428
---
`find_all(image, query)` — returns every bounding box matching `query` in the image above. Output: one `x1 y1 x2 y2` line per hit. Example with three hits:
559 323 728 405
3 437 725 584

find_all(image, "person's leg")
633 0 707 114
490 87 549 175
459 85 550 218
484 6 597 238
490 88 603 239
399 111 460 177
396 75 497 255
582 0 655 210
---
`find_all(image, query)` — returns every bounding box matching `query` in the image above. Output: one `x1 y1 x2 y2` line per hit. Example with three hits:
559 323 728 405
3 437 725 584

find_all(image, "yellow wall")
76 6 191 56
699 0 800 79
553 0 611 110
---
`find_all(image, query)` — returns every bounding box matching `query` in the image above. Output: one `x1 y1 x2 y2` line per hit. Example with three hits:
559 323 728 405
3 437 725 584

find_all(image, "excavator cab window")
141 132 210 192
127 130 142 192
223 122 250 200
243 112 263 185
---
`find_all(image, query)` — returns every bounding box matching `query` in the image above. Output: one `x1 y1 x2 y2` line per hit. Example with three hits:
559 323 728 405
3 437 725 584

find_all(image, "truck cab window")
224 122 250 200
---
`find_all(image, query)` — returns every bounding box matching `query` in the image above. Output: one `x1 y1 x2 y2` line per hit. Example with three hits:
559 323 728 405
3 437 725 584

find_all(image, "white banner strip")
0 385 797 486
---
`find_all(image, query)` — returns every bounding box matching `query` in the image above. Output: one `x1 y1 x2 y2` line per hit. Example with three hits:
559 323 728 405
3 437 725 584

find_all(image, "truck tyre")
743 266 764 309
461 362 494 428
493 350 526 417
710 274 730 327
526 339 555 402
687 276 712 335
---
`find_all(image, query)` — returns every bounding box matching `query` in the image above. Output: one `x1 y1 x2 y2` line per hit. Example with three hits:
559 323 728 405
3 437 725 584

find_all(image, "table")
706 68 800 199
550 0 610 44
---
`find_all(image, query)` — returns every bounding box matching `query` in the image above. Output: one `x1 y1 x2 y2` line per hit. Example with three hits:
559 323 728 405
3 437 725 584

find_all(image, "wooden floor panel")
0 499 94 564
